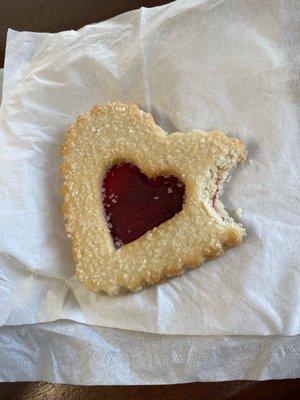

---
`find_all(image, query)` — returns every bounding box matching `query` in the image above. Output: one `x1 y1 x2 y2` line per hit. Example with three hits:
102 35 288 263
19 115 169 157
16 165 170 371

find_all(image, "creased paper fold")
0 0 299 335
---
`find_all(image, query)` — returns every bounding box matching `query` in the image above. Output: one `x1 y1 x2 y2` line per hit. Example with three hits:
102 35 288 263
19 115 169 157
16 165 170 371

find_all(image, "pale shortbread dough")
61 103 246 295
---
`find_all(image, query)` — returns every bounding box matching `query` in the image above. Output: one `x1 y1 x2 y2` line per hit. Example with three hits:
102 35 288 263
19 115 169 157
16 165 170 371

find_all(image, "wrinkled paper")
1 68 300 384
1 320 299 384
0 0 299 335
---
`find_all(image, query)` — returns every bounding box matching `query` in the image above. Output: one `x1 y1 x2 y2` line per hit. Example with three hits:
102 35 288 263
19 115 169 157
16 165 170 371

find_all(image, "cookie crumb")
235 207 243 217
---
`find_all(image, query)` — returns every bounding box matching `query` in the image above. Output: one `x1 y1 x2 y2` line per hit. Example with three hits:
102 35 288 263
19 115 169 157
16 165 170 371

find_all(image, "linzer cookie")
61 103 246 294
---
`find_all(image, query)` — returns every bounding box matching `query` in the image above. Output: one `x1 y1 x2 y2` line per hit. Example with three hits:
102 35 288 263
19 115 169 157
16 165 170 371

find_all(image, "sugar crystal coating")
61 102 246 295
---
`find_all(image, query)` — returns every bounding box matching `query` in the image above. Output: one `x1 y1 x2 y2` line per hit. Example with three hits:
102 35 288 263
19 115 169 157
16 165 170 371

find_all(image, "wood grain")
0 0 299 398
0 380 300 400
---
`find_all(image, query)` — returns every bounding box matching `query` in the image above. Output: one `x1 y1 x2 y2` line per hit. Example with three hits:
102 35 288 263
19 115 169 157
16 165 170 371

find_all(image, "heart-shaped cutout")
102 163 185 248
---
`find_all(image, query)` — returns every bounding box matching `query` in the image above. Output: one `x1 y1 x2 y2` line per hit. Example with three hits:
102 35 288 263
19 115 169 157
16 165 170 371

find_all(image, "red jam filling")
212 180 220 209
102 163 185 248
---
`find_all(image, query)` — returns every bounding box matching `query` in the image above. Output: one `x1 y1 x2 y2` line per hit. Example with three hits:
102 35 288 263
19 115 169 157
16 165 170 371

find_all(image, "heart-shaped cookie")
61 103 246 294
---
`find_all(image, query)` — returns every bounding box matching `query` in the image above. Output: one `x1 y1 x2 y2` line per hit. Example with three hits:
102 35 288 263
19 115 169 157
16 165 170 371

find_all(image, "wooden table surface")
0 1 299 398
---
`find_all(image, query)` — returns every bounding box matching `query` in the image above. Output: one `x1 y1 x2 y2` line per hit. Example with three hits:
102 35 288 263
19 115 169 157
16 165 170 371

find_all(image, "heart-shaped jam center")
102 163 185 248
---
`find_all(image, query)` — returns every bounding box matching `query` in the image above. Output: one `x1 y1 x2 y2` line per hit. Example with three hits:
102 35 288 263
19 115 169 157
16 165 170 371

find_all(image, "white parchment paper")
1 321 299 384
0 0 299 335
1 68 299 384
